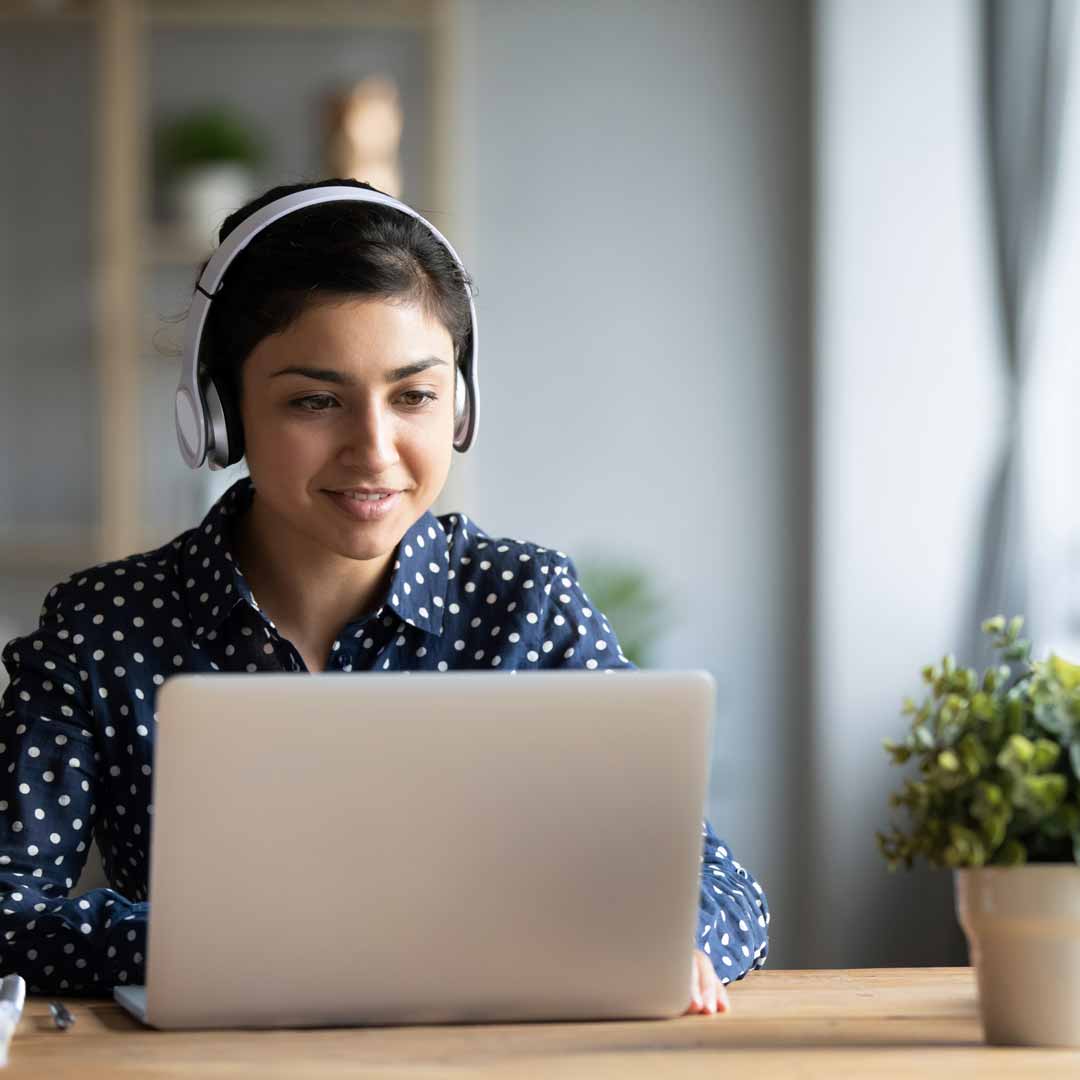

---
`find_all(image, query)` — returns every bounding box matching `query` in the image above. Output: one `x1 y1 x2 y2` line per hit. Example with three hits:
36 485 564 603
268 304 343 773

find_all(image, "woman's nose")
340 401 399 472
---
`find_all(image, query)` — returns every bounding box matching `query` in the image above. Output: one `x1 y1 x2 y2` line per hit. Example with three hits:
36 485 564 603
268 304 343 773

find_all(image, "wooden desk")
8 968 1080 1078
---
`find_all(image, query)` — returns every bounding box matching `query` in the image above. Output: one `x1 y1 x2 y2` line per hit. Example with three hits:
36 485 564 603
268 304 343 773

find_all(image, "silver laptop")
115 669 715 1029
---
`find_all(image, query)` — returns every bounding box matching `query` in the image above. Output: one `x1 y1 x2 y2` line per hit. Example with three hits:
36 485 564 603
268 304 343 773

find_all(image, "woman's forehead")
248 295 454 373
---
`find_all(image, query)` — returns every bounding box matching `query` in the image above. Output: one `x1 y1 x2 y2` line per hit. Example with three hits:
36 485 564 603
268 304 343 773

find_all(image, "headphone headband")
175 184 479 469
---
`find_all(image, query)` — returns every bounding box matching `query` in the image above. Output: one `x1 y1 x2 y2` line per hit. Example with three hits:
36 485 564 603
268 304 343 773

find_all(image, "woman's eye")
399 390 437 408
292 395 338 412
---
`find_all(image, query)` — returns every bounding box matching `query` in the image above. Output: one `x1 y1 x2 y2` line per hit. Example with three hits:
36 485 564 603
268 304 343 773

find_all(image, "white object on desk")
0 973 26 1068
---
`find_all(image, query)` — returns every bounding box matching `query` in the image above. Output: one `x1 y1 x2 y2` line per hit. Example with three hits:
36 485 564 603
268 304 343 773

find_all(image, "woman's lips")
324 489 402 522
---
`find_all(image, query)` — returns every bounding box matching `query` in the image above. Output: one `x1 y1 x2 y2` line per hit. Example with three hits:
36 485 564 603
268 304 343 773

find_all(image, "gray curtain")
968 0 1073 671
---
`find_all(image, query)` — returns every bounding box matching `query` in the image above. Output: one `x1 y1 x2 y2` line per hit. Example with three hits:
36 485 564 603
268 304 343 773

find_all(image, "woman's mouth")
324 488 403 521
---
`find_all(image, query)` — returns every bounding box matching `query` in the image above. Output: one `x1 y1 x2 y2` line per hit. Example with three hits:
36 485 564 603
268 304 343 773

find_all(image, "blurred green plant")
156 105 269 179
877 615 1080 871
575 559 668 668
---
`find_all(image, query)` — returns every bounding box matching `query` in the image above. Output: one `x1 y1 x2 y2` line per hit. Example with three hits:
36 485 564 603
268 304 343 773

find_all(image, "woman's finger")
690 958 704 1010
693 951 715 1015
685 953 704 1014
696 952 717 1015
703 966 717 1014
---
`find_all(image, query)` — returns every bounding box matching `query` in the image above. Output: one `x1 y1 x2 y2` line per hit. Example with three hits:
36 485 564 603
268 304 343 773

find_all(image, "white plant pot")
169 163 255 254
955 864 1080 1046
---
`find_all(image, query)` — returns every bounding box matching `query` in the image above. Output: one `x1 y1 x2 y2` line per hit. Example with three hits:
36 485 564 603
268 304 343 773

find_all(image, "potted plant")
155 105 269 253
877 615 1080 1046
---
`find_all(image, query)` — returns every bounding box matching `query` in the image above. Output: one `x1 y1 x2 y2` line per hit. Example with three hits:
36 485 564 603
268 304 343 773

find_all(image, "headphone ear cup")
454 365 467 426
204 373 245 468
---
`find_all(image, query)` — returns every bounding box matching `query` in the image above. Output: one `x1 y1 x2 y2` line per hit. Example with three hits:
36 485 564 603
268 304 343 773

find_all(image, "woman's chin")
324 523 396 561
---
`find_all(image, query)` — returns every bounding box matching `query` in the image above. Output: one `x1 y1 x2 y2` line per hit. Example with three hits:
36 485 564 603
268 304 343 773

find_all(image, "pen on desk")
0 973 27 1068
48 1001 75 1031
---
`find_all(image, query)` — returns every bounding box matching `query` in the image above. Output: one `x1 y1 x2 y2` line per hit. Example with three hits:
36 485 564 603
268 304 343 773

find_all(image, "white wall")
811 0 1002 966
444 0 812 966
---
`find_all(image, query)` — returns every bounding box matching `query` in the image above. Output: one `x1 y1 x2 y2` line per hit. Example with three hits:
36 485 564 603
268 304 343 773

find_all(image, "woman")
0 179 769 1015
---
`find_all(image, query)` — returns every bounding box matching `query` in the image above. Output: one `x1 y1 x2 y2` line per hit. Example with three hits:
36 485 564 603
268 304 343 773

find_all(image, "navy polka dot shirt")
1 476 769 995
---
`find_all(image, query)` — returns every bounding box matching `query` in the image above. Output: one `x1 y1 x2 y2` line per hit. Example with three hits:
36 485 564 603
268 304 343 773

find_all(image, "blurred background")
2 0 1078 971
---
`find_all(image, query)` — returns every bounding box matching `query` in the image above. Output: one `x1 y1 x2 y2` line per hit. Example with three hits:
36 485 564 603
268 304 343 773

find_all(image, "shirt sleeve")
533 553 771 980
531 552 635 671
696 819 769 983
0 582 147 995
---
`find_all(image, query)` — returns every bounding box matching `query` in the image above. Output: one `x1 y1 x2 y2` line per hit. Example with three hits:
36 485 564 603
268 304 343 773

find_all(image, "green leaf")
1043 803 1080 838
997 734 1035 774
971 780 1004 818
1032 738 1062 772
1051 654 1080 691
883 738 912 764
1005 698 1026 734
1033 699 1071 737
995 839 1026 866
1018 774 1067 814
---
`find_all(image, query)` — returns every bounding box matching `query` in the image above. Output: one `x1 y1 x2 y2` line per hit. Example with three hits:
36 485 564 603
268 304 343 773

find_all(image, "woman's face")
239 295 456 563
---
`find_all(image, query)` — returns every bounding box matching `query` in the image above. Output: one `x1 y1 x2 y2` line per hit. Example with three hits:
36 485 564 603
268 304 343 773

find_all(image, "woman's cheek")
250 411 326 475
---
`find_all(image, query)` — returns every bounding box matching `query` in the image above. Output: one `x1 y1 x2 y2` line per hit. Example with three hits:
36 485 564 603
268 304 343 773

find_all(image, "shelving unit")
1 0 464 584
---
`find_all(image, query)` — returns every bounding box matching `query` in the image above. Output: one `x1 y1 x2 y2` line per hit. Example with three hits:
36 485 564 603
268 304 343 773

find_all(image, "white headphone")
175 185 479 471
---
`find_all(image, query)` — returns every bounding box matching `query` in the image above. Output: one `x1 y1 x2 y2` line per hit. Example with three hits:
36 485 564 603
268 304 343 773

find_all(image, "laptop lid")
135 669 714 1029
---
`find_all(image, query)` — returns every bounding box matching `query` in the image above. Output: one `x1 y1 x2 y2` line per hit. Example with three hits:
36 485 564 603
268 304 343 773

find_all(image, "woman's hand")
683 949 730 1016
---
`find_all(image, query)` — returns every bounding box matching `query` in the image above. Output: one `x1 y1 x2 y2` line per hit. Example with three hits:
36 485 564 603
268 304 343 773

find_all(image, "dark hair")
197 178 474 398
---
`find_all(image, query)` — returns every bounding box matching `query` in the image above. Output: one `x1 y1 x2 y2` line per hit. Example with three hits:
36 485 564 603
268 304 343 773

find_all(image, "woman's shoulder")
7 529 193 658
1 530 195 702
36 476 254 636
426 510 599 639
428 510 630 670
433 510 583 583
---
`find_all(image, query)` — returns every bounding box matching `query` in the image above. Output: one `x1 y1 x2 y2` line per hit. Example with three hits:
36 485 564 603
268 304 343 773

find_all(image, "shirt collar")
178 475 449 640
380 508 449 637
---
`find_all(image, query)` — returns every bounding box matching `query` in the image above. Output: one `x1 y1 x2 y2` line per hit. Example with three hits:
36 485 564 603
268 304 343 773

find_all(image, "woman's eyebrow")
269 358 447 385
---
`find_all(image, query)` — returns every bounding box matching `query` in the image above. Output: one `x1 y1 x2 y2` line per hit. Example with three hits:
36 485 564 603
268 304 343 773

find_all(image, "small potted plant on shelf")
877 615 1080 1047
155 104 269 254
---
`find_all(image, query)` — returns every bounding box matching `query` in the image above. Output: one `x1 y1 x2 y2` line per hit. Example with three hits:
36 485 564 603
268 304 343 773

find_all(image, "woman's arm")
532 552 771 982
0 584 147 995
696 819 769 983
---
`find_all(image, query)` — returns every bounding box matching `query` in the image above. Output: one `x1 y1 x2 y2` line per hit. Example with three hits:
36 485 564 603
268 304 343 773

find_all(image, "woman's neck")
230 494 395 656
